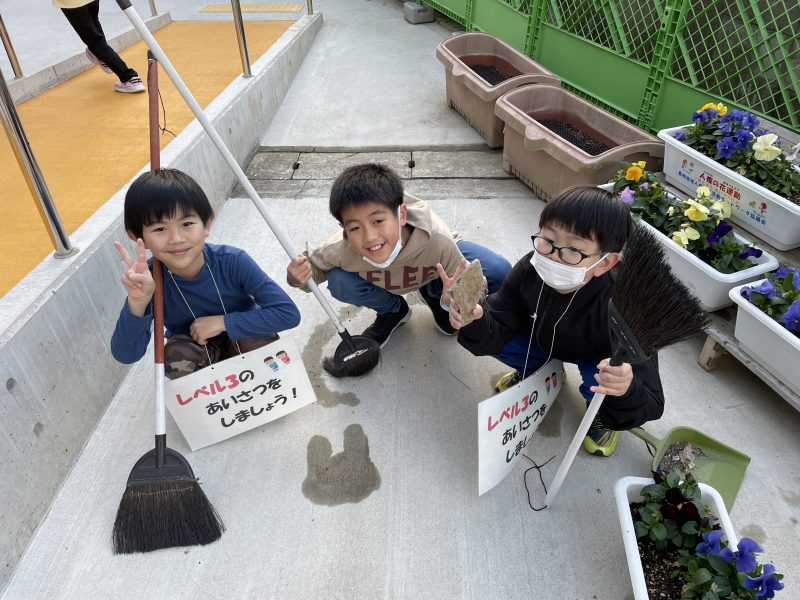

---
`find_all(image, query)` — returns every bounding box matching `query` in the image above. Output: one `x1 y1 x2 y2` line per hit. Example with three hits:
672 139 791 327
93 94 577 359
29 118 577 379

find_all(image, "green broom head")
608 223 709 365
113 439 225 554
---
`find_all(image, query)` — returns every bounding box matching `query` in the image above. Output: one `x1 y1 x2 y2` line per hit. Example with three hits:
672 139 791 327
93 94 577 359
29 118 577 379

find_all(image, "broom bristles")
112 481 225 554
613 224 709 352
322 346 381 377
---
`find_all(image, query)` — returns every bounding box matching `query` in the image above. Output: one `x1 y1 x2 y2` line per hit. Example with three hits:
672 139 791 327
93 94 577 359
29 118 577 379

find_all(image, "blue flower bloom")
729 110 744 124
717 136 738 159
754 127 769 136
738 246 763 259
773 267 795 279
705 107 718 119
781 300 800 332
734 128 753 151
675 130 687 141
735 537 763 573
708 221 733 244
741 112 760 130
743 563 784 598
696 530 734 561
717 120 733 134
742 280 776 300
793 270 800 291
692 111 708 124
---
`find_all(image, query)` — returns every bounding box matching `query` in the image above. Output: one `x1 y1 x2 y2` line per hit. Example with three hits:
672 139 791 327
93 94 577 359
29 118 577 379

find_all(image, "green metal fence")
440 0 799 134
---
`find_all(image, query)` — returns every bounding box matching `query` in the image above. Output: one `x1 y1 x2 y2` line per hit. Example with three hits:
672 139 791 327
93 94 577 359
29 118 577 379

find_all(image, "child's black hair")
329 163 404 223
124 168 214 239
539 186 632 252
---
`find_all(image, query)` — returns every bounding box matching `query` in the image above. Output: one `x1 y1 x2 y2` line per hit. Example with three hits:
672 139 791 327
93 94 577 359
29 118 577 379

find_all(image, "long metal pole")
148 0 158 16
306 0 313 15
0 14 23 78
0 68 77 257
230 0 252 78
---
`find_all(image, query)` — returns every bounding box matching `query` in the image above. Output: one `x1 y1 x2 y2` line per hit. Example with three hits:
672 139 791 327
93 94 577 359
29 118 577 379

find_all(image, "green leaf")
634 521 648 538
652 523 668 541
692 567 713 584
707 553 732 575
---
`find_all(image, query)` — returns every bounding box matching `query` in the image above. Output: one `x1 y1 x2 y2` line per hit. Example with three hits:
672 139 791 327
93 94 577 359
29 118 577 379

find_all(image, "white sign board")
478 360 563 495
165 336 316 450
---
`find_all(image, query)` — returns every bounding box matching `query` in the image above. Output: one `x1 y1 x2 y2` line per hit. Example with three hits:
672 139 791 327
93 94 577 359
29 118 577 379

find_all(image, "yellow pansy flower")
635 161 646 169
625 164 643 182
684 199 710 221
711 200 732 219
672 226 700 248
696 186 711 199
667 206 675 217
752 134 781 162
699 102 727 116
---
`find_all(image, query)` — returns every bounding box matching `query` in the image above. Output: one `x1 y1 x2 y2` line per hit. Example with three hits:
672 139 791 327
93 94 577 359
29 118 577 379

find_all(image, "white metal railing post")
0 68 77 258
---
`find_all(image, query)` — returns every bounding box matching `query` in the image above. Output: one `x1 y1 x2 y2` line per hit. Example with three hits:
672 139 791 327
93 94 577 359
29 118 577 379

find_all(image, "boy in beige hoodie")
286 163 511 348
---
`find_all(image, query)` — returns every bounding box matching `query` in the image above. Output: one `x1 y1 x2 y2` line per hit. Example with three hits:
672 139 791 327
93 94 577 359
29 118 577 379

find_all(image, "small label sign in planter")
659 125 800 251
613 476 738 600
729 281 800 395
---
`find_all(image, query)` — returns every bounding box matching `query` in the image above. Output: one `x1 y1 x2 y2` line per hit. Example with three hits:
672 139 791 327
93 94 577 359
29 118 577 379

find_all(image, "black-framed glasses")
531 235 603 266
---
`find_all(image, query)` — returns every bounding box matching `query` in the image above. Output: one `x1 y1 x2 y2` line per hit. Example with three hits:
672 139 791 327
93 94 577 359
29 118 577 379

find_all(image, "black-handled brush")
112 54 224 554
113 0 379 378
545 223 708 507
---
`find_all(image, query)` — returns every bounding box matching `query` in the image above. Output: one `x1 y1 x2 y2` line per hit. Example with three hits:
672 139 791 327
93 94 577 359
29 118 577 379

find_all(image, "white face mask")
361 209 404 269
531 251 608 291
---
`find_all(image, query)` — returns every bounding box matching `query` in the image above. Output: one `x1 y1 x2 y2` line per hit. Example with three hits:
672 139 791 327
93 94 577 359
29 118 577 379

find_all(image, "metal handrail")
230 0 251 77
0 13 22 78
0 67 77 258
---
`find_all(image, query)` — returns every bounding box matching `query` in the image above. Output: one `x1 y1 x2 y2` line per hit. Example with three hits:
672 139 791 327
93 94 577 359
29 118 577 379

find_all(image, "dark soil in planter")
537 118 612 156
463 55 522 86
467 64 513 86
637 537 684 599
630 503 685 599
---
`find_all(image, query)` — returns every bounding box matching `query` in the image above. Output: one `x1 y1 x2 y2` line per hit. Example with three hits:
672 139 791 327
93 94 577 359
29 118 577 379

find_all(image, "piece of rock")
448 259 485 326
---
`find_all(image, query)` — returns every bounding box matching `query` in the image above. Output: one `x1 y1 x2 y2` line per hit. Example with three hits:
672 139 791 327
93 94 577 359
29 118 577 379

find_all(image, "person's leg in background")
60 1 143 92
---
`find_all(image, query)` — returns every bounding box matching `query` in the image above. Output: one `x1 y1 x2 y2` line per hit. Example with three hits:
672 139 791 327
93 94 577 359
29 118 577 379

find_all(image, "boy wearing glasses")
444 186 665 457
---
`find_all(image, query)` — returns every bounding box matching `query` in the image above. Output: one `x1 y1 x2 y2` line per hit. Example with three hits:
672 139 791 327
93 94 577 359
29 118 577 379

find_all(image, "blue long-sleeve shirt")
111 244 301 363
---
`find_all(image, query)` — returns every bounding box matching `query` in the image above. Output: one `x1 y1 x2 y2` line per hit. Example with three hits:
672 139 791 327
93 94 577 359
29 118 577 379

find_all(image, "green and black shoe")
583 417 620 457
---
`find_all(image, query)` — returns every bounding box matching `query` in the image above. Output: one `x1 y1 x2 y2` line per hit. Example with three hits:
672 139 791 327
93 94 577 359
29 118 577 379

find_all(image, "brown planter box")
495 86 664 201
436 32 560 148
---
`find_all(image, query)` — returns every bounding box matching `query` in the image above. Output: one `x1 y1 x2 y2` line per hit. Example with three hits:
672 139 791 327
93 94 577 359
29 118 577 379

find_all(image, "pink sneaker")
114 77 145 94
85 49 112 74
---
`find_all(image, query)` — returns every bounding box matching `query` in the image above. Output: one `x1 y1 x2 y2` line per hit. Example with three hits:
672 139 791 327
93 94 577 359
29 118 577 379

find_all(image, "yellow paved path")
0 20 291 298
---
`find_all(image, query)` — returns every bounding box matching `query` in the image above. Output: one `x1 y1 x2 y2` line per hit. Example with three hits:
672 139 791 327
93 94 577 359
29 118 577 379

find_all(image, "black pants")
61 1 138 83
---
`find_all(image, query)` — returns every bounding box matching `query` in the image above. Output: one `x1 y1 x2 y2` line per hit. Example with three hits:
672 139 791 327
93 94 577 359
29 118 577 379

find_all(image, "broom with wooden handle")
544 223 708 507
112 54 224 554
114 0 380 378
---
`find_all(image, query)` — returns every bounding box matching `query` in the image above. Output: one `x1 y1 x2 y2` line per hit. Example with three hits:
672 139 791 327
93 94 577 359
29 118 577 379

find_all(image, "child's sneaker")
582 417 620 457
417 285 455 335
115 77 145 94
85 48 112 74
361 297 411 348
493 370 522 393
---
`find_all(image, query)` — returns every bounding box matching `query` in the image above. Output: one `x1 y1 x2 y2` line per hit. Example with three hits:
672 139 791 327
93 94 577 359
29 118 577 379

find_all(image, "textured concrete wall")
0 13 322 593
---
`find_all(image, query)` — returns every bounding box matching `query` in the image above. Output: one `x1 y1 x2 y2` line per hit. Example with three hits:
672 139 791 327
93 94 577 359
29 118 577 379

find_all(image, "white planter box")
614 476 738 600
658 125 800 251
599 184 779 311
729 280 800 394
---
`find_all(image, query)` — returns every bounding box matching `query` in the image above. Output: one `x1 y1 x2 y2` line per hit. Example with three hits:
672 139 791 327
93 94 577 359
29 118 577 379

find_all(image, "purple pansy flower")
773 267 795 279
729 110 744 124
741 280 776 300
781 300 800 333
739 246 763 259
640 182 650 191
717 136 738 159
743 563 784 598
734 128 754 151
692 110 709 124
619 187 634 204
793 270 800 291
675 130 687 141
741 112 760 130
696 530 735 562
735 537 763 573
708 221 733 244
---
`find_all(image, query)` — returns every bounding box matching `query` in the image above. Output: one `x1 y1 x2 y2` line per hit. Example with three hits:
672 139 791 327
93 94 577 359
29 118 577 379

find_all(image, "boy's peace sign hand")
436 258 483 331
114 238 155 315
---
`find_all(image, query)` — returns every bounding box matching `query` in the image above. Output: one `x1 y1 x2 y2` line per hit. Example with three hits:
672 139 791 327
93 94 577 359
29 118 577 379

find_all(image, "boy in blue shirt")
111 168 301 379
